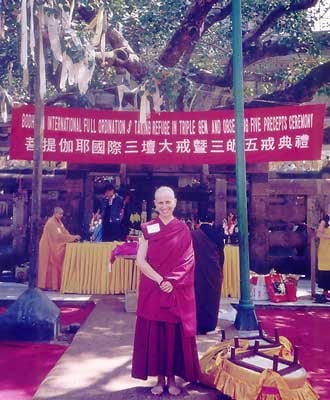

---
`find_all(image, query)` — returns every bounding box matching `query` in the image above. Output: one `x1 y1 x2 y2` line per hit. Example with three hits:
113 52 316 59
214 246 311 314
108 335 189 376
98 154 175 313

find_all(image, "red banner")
10 104 325 164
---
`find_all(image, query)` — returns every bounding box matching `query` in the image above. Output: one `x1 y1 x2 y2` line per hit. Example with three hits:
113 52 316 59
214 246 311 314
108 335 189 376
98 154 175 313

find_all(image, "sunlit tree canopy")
0 0 329 112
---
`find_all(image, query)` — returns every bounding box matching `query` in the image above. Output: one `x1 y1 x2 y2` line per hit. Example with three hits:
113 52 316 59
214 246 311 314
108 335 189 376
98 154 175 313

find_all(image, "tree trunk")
158 0 218 67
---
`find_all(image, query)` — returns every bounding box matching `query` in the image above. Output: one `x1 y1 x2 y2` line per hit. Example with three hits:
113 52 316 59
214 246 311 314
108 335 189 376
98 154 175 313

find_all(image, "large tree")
0 0 329 113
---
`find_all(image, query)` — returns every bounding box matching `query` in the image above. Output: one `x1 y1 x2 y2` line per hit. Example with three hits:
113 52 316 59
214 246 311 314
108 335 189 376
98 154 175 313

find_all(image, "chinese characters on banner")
10 104 325 164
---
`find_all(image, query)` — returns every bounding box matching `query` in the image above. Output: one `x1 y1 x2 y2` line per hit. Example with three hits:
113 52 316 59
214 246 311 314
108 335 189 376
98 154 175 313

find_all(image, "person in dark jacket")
192 215 225 334
101 183 123 242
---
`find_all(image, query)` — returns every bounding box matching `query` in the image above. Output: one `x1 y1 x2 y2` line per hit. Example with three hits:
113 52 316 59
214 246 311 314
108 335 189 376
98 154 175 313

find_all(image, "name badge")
147 223 160 234
57 227 62 233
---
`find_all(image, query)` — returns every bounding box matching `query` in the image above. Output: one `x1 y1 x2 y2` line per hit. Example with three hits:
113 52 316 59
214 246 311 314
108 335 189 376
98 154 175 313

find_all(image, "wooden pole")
309 227 316 298
0 5 59 342
29 6 44 288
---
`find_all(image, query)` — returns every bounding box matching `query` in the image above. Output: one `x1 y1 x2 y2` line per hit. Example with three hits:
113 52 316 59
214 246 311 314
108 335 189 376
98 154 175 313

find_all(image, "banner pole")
232 0 258 330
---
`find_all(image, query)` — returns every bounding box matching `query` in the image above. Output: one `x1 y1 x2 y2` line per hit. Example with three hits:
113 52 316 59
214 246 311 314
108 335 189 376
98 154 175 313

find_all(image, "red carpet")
0 341 66 400
58 302 95 326
256 307 330 400
0 302 95 400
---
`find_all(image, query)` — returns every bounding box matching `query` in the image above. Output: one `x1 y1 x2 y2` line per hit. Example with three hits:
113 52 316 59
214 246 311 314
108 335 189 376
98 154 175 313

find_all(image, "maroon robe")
192 225 224 333
132 217 200 381
137 217 196 337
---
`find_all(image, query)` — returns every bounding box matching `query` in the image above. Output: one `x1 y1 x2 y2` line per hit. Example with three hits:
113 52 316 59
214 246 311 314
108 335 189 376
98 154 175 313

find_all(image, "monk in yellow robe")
37 207 80 291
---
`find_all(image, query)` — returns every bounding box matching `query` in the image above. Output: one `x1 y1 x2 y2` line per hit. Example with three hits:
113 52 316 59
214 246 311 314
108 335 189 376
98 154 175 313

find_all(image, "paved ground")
0 279 327 399
32 295 234 400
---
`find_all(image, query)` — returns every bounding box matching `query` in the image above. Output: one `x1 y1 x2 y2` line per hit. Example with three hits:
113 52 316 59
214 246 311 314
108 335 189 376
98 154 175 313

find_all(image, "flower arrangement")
89 211 102 233
129 212 141 225
223 213 238 244
89 211 103 242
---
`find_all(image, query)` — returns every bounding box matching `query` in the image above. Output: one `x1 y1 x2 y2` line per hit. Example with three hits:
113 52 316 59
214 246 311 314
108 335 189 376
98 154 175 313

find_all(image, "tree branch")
188 68 230 86
224 0 319 85
76 4 148 81
188 37 310 87
45 86 137 108
45 91 86 107
203 1 232 31
104 29 148 81
177 1 232 68
242 0 318 50
44 1 328 109
243 39 309 68
158 0 219 67
159 0 319 88
258 61 330 103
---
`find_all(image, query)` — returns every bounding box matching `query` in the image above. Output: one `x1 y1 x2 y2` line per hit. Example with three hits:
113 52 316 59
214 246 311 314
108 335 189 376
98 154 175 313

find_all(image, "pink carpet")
0 302 95 400
256 307 330 400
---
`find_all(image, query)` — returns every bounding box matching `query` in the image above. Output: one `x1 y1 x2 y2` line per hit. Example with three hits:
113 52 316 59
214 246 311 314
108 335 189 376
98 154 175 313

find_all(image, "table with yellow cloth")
60 242 139 295
222 245 240 298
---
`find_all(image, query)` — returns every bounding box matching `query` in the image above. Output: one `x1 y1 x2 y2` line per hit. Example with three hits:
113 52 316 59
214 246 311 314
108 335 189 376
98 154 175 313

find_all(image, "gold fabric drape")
60 242 138 294
222 245 240 298
199 337 319 400
61 242 237 296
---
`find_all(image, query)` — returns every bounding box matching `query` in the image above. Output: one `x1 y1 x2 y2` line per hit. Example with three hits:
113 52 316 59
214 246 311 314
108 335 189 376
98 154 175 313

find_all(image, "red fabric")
137 217 196 337
132 317 200 381
256 307 330 400
0 303 94 400
258 387 280 395
110 241 138 263
250 276 258 285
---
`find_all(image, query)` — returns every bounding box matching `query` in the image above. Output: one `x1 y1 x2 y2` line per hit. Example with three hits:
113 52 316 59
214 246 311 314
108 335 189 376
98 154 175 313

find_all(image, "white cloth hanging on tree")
20 0 29 87
38 6 46 99
29 0 35 61
45 14 63 62
139 88 151 124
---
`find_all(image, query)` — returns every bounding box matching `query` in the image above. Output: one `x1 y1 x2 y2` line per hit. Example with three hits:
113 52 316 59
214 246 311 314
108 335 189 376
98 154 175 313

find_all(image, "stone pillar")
201 164 209 185
119 164 127 186
12 190 28 255
215 179 227 226
249 182 269 274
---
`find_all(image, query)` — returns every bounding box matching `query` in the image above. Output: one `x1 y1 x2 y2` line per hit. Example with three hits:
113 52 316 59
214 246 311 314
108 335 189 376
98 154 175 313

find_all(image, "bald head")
154 186 176 201
154 186 177 221
53 207 64 221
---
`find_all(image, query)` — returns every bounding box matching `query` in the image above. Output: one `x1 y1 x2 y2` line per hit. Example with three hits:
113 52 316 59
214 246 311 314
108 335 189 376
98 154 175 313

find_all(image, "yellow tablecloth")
60 242 238 297
222 245 240 298
60 242 139 295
